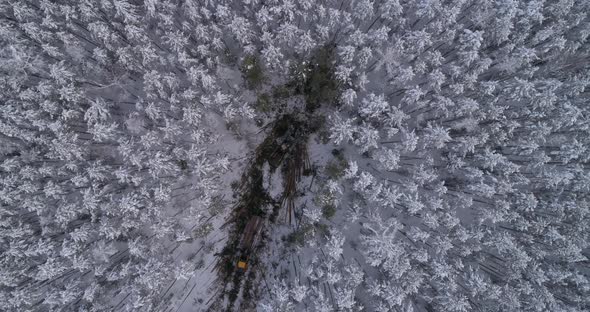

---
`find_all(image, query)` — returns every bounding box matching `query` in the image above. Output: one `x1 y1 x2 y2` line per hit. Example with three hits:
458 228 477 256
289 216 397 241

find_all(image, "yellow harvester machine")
236 216 264 271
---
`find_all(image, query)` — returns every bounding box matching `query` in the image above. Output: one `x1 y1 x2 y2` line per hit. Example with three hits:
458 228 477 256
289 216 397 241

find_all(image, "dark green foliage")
256 130 283 170
193 223 213 238
195 258 205 270
243 167 268 217
218 246 238 278
325 154 348 179
227 272 243 308
209 196 227 216
225 120 241 136
308 114 327 133
331 148 344 160
241 55 265 89
316 223 330 237
273 114 293 137
283 225 313 247
240 267 258 309
317 128 331 144
221 48 238 66
224 259 235 272
255 93 272 113
286 45 340 112
271 85 293 99
322 204 336 219
178 159 188 170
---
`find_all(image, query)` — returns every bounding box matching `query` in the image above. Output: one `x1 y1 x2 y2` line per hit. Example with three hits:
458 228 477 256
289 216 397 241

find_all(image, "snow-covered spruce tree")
0 1 235 310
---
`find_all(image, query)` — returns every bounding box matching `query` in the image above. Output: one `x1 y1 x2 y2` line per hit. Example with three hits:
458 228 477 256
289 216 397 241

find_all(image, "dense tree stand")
1 1 589 312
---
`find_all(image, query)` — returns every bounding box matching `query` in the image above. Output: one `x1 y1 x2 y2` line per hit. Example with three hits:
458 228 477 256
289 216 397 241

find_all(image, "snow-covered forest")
1 0 589 311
